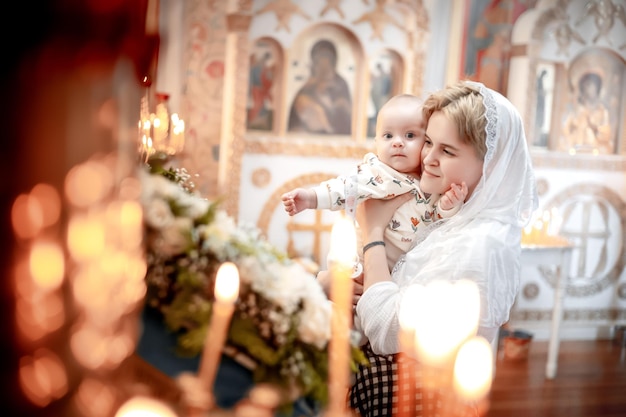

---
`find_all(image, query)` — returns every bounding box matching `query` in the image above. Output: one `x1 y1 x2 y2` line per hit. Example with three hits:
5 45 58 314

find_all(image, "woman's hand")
356 194 413 243
352 270 364 307
316 269 332 297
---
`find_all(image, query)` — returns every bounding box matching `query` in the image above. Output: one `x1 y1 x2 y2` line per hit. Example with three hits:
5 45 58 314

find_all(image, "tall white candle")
398 284 424 353
198 262 240 401
326 216 357 416
397 284 424 417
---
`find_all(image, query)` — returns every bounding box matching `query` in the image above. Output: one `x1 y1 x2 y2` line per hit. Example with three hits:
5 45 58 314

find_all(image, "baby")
282 94 467 271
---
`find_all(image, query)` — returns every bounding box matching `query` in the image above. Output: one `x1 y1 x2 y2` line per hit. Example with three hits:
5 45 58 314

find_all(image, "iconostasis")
504 0 626 341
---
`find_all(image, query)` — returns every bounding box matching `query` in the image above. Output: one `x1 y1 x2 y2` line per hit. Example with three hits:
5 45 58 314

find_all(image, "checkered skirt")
347 343 479 417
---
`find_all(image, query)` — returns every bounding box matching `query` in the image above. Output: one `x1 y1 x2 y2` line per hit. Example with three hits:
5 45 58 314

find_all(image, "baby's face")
375 103 425 177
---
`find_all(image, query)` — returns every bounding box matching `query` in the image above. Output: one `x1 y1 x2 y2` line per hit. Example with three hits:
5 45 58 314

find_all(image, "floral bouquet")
140 154 367 410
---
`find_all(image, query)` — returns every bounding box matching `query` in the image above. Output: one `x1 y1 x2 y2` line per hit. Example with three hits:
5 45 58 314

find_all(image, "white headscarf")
356 81 539 354
460 81 537 227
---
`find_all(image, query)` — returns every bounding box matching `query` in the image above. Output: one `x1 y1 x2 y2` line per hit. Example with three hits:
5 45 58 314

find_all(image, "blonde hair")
376 93 423 124
422 82 487 159
381 93 422 109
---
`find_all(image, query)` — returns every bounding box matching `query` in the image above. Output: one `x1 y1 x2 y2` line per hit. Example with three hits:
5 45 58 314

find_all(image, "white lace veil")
457 81 538 228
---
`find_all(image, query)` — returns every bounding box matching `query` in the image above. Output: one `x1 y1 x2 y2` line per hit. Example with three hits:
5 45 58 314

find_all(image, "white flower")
297 275 333 348
200 211 237 244
185 197 210 219
174 191 209 219
299 298 332 349
144 198 174 229
157 217 193 256
249 262 301 315
141 169 178 200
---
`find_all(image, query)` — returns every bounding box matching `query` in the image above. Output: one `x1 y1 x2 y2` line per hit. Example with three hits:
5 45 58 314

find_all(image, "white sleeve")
312 179 346 210
314 153 418 211
354 281 402 355
357 219 521 355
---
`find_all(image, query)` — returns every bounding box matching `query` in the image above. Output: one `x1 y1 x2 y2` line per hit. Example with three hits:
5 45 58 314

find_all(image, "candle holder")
521 207 570 246
137 90 185 163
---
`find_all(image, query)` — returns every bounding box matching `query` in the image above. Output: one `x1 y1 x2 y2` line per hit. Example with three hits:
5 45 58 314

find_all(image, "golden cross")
286 211 334 265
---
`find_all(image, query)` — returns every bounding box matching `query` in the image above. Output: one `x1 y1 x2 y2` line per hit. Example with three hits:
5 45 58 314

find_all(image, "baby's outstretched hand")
439 182 468 211
281 191 298 216
281 188 315 216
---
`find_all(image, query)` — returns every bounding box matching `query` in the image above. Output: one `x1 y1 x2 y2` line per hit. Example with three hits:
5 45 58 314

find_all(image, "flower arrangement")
140 154 366 409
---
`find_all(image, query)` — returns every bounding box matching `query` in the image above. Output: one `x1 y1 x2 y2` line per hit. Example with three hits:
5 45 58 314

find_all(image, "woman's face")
420 111 484 200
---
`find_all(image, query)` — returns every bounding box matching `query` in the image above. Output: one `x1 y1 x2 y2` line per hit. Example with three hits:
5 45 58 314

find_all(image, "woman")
347 81 538 416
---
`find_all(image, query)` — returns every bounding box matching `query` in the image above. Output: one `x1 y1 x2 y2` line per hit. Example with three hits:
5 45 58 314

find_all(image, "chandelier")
138 92 185 163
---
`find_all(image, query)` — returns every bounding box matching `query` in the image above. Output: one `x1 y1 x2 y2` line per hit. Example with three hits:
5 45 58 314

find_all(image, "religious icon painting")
247 38 282 132
558 48 625 155
459 0 532 95
286 24 358 137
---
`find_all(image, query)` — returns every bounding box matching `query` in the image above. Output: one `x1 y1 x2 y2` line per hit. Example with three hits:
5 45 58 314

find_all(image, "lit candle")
152 117 163 150
453 336 494 401
547 207 562 237
398 284 424 353
154 99 169 151
397 284 424 417
170 113 185 154
145 137 154 163
198 262 240 404
326 215 357 416
140 134 147 162
142 118 152 142
541 210 551 237
412 280 482 415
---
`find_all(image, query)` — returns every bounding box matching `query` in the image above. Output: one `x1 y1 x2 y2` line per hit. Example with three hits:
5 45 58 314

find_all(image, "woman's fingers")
352 273 363 306
357 194 413 235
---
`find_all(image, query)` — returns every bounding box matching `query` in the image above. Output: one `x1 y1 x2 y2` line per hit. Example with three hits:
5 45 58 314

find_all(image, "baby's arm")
281 188 318 216
437 182 468 217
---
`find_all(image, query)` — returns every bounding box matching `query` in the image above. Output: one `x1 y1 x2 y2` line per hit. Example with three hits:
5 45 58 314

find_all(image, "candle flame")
453 336 494 401
215 262 239 304
115 395 177 417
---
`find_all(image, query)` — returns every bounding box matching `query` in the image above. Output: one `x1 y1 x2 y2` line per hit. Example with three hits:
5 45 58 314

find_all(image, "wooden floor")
485 339 626 417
